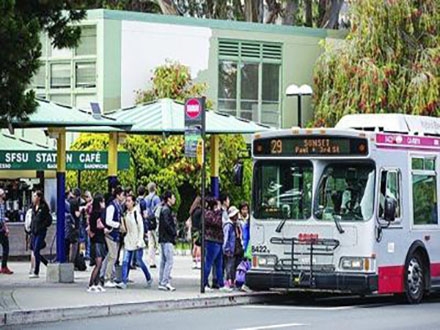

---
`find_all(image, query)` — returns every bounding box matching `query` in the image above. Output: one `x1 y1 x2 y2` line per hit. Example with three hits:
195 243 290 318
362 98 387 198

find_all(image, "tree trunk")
305 0 313 27
320 0 344 29
156 0 179 15
265 0 282 24
244 0 260 22
283 0 298 26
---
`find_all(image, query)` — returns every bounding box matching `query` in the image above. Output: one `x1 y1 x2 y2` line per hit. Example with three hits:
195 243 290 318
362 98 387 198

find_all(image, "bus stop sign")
185 98 203 125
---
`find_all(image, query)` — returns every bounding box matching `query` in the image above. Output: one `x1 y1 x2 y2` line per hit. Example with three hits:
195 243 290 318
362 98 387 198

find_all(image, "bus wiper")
275 206 289 233
333 215 345 234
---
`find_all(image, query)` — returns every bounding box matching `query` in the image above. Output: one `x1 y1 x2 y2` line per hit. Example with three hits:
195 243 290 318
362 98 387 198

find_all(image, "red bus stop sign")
185 98 203 125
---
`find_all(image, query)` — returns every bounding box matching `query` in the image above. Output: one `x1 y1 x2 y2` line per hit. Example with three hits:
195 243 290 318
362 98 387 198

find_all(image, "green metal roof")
0 132 53 151
101 98 272 134
86 9 347 39
9 99 132 129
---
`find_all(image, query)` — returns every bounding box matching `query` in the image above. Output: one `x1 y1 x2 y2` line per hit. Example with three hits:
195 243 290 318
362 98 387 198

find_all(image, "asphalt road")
10 294 440 330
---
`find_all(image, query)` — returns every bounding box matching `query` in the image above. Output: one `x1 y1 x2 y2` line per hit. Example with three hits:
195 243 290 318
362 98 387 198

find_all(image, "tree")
0 0 88 126
313 0 439 127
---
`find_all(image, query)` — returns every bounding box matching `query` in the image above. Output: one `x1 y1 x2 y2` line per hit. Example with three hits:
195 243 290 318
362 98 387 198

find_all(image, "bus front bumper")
246 269 378 293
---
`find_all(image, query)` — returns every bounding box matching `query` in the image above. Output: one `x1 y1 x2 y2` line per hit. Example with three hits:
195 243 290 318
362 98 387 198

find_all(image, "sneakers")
87 286 99 293
158 284 168 291
96 285 106 292
116 282 127 289
165 283 176 292
104 281 117 288
219 286 233 293
146 278 153 288
192 262 197 269
204 286 214 293
29 274 39 279
0 267 13 275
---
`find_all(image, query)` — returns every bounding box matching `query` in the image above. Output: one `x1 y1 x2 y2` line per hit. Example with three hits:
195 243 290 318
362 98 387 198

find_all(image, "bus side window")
379 170 400 219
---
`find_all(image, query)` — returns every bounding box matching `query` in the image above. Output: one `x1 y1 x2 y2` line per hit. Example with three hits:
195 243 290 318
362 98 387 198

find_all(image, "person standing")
116 195 153 289
223 206 243 288
238 202 250 254
103 186 124 287
219 193 230 224
66 188 82 264
87 194 107 293
158 190 177 291
189 196 202 269
30 191 52 278
145 182 161 268
0 189 13 274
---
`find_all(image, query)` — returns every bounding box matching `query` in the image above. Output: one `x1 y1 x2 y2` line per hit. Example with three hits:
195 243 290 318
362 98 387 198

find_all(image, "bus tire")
404 252 425 304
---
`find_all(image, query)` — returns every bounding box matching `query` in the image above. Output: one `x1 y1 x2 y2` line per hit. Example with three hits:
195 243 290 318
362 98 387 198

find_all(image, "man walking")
0 189 13 274
158 190 177 291
145 182 161 268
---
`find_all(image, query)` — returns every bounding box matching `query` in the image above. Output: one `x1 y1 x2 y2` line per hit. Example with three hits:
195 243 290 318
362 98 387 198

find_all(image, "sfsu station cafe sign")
0 151 130 171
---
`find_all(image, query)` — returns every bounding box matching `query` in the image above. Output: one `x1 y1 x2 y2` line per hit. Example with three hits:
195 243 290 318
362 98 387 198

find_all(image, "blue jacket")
222 220 236 256
107 200 122 242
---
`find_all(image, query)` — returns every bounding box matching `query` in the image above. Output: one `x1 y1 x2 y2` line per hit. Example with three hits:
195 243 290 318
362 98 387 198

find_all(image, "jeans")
159 243 174 286
203 241 224 288
0 231 9 268
32 230 47 275
122 249 151 284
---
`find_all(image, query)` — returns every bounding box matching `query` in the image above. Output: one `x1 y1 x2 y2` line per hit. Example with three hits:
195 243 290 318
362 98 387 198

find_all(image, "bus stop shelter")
69 98 272 197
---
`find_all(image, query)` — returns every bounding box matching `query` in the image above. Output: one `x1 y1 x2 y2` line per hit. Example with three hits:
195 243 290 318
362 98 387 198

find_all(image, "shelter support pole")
108 132 118 193
55 128 66 263
210 135 220 198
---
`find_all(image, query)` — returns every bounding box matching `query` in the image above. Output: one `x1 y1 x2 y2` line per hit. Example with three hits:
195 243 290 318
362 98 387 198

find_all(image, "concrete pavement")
0 255 277 326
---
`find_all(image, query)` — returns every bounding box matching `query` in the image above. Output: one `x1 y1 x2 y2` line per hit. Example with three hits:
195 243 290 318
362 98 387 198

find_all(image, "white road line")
241 305 355 311
234 322 308 330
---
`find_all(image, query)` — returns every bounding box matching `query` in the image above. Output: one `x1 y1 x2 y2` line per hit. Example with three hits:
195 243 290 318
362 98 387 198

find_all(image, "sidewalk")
0 255 277 326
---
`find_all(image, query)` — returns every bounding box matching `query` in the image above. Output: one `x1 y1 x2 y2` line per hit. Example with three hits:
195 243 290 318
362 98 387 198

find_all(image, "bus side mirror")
384 196 396 222
233 162 243 186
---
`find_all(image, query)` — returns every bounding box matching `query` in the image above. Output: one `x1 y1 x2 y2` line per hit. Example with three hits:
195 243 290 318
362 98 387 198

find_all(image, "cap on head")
228 206 239 219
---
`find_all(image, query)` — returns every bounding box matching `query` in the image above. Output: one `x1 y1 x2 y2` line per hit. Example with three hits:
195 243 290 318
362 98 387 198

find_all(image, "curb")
1 292 279 326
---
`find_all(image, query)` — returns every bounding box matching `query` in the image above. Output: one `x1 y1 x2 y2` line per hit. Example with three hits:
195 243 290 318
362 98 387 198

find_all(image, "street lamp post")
286 84 313 127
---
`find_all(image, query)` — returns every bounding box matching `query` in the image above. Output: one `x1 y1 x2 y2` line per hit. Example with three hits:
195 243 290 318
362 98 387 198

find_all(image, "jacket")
105 200 122 242
158 204 176 244
121 208 145 251
222 220 236 255
31 202 52 235
205 209 223 243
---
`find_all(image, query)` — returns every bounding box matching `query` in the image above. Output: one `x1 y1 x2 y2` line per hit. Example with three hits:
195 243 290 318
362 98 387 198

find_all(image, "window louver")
219 40 282 61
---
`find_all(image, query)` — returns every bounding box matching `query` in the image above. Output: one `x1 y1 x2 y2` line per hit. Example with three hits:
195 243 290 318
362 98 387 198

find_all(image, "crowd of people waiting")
0 183 251 294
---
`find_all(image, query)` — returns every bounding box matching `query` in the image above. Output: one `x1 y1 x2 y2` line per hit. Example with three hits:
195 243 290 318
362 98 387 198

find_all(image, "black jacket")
158 204 177 244
31 202 52 235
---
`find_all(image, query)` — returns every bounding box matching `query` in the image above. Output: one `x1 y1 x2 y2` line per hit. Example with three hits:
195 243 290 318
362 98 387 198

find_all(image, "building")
31 9 345 129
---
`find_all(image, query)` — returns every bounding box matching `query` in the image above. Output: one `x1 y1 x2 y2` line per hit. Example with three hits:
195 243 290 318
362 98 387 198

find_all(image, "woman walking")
116 194 153 289
87 194 107 292
30 191 52 278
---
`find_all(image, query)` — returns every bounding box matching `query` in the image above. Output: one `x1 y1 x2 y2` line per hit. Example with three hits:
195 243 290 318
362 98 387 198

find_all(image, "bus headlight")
339 257 374 271
257 255 278 268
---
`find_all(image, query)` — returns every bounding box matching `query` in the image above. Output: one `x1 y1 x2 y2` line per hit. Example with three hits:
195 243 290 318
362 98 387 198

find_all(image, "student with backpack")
223 206 243 289
145 182 161 268
116 195 153 289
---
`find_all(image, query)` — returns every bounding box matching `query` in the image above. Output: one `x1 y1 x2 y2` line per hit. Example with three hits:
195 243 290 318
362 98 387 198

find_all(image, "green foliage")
135 60 212 108
0 0 87 124
313 0 440 127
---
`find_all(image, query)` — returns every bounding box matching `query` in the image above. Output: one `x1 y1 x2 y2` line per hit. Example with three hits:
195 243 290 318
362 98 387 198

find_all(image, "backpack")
235 259 251 287
75 252 87 271
145 194 160 231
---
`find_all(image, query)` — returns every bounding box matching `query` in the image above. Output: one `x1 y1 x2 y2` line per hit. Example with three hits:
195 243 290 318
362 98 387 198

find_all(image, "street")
10 293 440 330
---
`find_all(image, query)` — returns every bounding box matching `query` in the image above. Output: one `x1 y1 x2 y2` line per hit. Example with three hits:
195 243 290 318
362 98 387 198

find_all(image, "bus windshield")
314 162 375 221
253 161 313 220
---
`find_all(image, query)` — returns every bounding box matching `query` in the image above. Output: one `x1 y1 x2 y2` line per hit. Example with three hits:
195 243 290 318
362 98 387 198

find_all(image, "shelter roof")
96 98 272 135
8 99 132 129
0 132 52 150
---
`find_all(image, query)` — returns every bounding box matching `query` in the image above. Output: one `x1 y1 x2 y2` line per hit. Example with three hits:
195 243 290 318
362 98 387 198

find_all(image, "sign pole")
200 98 206 294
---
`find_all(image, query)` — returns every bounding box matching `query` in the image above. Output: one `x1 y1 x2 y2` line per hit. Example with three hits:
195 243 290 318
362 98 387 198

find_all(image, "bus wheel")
404 253 425 304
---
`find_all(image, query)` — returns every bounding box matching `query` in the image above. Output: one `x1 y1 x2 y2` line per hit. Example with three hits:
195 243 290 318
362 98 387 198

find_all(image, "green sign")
0 151 130 171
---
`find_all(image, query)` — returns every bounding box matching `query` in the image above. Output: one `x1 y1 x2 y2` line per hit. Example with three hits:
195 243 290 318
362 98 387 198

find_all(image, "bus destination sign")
253 136 368 157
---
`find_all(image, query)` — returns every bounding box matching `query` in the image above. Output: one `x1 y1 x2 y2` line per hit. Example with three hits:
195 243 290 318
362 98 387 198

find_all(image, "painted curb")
1 292 278 326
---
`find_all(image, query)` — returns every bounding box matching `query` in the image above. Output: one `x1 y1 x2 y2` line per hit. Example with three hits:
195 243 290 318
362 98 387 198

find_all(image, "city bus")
246 114 440 303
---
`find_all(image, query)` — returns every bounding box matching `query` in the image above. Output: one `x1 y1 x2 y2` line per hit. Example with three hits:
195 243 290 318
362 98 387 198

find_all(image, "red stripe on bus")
378 266 404 294
430 263 440 277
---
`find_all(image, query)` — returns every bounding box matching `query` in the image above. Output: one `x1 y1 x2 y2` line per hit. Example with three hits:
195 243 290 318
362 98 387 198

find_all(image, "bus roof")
336 114 440 136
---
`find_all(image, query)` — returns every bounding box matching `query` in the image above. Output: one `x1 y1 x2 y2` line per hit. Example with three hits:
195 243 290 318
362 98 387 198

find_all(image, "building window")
411 157 437 225
218 40 282 127
32 64 46 89
75 62 96 88
76 26 97 56
49 94 72 106
50 63 71 89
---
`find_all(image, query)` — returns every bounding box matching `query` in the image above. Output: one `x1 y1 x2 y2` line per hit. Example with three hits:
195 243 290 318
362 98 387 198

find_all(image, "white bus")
246 114 440 303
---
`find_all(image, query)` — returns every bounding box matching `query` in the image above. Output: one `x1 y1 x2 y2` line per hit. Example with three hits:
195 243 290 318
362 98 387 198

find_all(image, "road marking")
234 322 308 330
242 305 354 311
